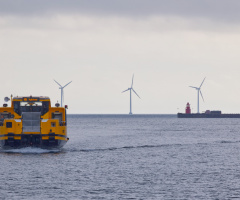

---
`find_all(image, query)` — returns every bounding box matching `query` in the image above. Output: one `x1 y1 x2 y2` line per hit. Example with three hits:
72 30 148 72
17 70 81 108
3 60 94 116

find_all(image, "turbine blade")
122 88 130 93
199 77 206 88
189 86 198 89
200 90 204 102
54 79 62 87
132 88 141 99
131 74 134 88
63 81 72 88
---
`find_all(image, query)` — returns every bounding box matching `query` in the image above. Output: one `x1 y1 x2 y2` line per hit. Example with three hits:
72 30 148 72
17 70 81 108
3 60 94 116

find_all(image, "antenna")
189 77 206 113
54 80 72 107
122 74 140 114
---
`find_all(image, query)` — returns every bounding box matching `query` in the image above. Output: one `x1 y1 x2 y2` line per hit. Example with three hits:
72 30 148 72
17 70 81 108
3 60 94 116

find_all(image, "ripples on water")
1 115 240 199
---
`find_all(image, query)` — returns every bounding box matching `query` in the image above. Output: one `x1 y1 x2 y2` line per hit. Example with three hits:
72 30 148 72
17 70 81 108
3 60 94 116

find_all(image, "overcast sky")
1 0 240 114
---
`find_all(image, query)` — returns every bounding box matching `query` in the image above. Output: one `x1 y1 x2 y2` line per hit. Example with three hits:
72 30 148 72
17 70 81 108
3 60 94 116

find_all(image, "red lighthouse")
185 102 191 114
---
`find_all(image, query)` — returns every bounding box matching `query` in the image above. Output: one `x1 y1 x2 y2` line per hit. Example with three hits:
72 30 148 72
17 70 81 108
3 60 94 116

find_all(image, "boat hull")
0 133 68 149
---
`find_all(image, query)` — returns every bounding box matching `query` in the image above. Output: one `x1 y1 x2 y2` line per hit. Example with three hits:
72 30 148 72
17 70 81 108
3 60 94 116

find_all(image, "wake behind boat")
0 96 69 149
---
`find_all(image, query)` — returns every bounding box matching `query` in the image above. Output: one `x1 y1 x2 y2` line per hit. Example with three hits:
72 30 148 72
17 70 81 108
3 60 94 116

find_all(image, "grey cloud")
1 0 240 22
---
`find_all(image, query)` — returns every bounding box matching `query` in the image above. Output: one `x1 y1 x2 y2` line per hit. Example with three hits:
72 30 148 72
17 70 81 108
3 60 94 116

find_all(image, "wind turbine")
54 80 72 107
189 77 206 113
122 74 140 114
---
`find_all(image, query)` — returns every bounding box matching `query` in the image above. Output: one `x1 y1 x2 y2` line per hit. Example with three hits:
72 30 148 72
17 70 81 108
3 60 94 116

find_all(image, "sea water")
1 115 240 199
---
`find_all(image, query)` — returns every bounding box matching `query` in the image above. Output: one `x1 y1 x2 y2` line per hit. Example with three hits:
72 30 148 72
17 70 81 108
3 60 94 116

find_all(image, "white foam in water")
3 147 60 154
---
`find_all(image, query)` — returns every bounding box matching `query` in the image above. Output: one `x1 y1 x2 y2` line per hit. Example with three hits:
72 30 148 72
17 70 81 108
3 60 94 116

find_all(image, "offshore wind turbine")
189 77 206 113
122 74 140 114
54 80 72 107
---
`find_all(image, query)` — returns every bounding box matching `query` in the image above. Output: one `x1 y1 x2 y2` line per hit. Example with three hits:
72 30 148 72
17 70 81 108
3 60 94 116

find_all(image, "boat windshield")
14 101 49 115
20 102 42 107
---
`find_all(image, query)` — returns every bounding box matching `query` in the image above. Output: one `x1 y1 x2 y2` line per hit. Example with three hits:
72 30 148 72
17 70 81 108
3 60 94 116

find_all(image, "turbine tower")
54 80 72 107
189 77 206 113
122 74 140 114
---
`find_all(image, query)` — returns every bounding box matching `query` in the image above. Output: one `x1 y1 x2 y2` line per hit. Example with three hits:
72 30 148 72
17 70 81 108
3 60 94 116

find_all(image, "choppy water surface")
1 115 240 199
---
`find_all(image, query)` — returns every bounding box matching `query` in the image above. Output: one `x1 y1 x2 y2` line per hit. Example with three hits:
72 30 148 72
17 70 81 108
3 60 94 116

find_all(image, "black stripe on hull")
0 133 67 138
0 135 67 149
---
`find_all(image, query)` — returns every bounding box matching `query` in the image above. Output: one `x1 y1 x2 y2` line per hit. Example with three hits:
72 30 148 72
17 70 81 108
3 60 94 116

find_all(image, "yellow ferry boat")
0 95 69 149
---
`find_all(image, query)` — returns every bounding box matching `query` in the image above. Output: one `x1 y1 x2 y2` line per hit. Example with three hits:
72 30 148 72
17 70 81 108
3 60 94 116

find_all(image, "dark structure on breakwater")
178 103 240 118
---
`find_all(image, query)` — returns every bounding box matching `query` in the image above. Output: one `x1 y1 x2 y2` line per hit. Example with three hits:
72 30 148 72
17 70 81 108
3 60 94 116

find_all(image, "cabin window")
13 101 50 115
14 102 21 115
6 122 12 128
52 113 62 122
42 102 49 115
20 101 43 113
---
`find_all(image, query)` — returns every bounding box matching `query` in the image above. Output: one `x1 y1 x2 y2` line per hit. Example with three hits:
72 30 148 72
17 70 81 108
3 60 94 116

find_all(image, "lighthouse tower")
185 102 191 114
